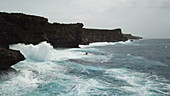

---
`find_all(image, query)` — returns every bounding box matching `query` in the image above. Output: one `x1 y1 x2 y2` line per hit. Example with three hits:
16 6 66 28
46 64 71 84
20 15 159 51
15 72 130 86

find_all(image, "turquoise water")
0 40 170 96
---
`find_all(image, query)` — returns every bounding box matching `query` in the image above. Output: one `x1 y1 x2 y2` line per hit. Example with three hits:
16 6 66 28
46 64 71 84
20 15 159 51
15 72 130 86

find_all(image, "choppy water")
0 39 170 96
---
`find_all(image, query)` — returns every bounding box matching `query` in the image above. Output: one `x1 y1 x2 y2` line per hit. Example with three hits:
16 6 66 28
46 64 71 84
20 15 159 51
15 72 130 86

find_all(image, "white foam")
10 42 53 61
79 40 132 48
0 69 41 96
105 68 170 96
0 59 70 96
9 42 88 62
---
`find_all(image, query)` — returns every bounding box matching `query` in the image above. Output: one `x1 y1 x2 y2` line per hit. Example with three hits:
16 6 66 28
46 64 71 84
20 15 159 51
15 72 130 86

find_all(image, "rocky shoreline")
0 12 142 71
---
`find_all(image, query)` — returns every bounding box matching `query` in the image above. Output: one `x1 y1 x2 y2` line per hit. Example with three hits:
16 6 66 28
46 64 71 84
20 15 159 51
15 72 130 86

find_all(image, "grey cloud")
0 0 170 38
159 1 170 9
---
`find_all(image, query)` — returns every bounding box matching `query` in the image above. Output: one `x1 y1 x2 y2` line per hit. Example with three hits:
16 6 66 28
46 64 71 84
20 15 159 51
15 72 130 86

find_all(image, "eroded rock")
0 48 25 70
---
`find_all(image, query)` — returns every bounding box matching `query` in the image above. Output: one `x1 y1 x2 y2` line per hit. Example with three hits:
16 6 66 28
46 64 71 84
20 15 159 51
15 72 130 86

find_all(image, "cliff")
81 28 128 44
0 12 131 48
0 12 83 70
44 23 83 48
0 12 48 46
0 12 142 71
0 12 48 70
123 34 142 40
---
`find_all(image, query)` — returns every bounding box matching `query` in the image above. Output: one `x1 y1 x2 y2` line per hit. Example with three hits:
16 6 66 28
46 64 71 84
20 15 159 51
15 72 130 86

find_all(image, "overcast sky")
1 0 170 38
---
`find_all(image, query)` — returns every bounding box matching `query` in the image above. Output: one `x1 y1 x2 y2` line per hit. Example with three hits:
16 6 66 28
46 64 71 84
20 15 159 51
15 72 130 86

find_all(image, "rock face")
0 12 132 48
0 12 48 46
123 34 142 40
0 12 84 70
81 28 128 44
0 48 25 70
44 23 83 48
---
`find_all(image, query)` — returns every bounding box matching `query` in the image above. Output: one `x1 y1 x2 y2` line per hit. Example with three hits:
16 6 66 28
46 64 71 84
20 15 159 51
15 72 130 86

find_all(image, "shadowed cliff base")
0 48 25 70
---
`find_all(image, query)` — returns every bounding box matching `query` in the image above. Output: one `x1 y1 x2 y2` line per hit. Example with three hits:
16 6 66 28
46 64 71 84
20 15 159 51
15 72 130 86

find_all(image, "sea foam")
79 40 132 48
10 42 87 62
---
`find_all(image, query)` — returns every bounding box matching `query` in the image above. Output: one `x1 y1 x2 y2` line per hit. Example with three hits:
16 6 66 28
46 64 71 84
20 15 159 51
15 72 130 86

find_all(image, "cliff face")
0 12 48 46
0 12 130 48
81 28 128 44
123 34 142 40
0 12 84 48
0 12 48 70
44 23 83 48
0 12 84 70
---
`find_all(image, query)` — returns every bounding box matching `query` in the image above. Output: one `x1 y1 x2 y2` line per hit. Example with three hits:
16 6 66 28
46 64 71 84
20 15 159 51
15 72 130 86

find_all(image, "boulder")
0 48 25 70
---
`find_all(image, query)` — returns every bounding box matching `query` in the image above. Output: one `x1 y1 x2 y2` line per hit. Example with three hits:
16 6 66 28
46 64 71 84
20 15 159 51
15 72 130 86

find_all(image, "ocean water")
0 39 170 96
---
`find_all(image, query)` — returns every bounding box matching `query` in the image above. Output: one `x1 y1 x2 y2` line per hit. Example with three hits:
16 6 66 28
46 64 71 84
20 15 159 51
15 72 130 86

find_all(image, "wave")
79 40 132 48
105 68 170 96
1 40 169 96
9 42 88 62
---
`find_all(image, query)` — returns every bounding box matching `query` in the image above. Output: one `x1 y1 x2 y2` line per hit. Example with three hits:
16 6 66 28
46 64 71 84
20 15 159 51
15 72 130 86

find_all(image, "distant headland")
0 12 142 71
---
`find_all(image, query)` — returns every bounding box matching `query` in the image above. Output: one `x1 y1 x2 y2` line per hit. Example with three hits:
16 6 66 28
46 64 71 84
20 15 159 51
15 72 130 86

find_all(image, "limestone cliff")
44 23 83 48
0 12 131 48
81 28 128 44
0 12 84 70
123 34 142 40
0 12 48 46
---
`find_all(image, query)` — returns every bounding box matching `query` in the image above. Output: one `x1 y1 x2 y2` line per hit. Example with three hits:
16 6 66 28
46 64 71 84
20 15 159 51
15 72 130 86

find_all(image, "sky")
0 0 170 39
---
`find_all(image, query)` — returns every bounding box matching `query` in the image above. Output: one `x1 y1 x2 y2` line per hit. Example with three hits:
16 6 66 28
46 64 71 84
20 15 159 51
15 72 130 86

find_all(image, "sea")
0 39 170 96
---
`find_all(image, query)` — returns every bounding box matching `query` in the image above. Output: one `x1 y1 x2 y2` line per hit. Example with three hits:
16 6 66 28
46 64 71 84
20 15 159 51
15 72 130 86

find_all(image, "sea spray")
10 42 54 62
0 39 169 96
10 42 88 62
79 40 132 48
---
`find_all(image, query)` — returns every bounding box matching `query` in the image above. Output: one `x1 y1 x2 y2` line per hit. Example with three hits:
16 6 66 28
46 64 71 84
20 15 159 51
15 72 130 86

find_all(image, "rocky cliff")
44 23 83 48
123 34 142 40
81 28 128 44
0 12 130 48
0 12 48 46
0 12 49 70
0 12 84 48
0 12 48 70
0 12 142 71
0 12 83 70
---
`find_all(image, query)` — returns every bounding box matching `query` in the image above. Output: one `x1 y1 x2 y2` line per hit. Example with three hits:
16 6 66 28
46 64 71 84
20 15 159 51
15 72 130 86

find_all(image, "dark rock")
44 23 83 48
0 12 48 45
0 31 9 48
123 34 142 40
81 28 128 44
1 12 134 48
0 48 25 70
